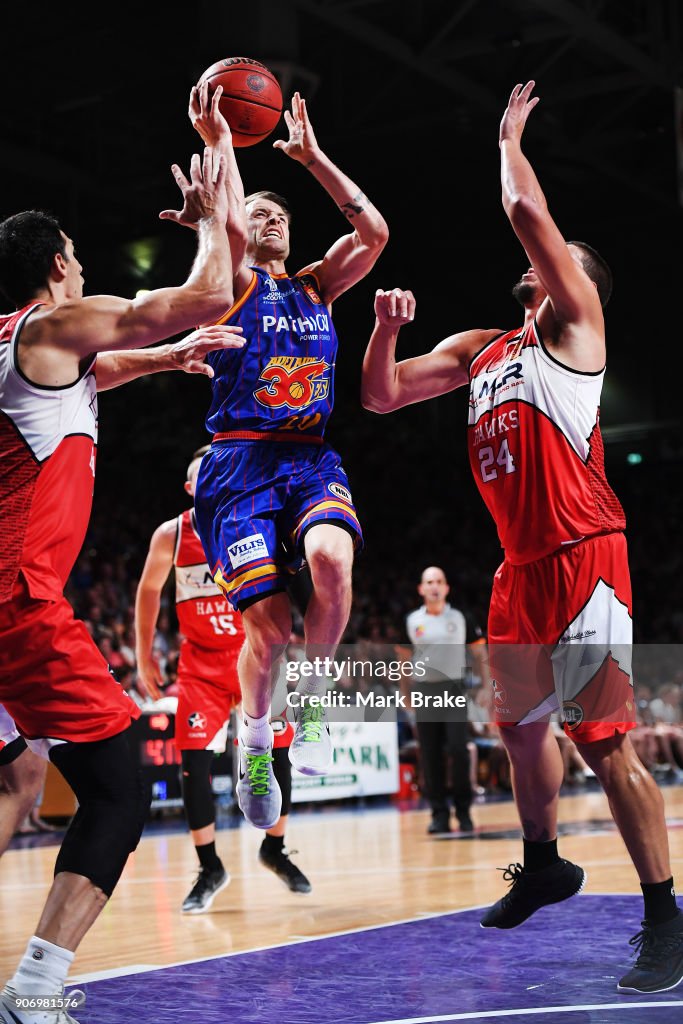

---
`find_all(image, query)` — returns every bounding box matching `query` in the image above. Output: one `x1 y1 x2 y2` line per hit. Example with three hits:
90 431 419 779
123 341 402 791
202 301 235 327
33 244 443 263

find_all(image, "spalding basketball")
198 57 282 148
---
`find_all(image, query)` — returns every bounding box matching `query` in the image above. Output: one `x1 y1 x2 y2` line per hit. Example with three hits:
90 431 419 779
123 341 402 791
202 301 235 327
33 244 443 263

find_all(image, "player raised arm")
361 288 501 413
134 520 177 702
19 147 234 381
274 93 389 304
189 81 251 296
500 81 605 370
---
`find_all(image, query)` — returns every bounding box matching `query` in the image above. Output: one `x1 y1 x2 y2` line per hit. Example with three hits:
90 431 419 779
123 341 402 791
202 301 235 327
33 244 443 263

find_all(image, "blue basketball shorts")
194 438 362 611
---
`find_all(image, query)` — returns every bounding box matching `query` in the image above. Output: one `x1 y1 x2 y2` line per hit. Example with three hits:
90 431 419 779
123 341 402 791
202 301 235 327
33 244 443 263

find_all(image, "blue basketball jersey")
206 267 338 438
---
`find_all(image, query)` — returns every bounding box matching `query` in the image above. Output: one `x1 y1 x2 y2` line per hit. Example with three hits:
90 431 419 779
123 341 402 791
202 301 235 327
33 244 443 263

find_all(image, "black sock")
641 878 679 926
523 837 560 873
262 833 284 854
196 841 222 873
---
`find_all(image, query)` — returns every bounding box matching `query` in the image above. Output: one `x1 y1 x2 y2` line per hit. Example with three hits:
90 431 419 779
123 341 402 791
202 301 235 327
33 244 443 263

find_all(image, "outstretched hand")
499 81 540 147
167 324 245 376
273 92 320 165
374 288 416 326
159 147 228 229
190 81 232 150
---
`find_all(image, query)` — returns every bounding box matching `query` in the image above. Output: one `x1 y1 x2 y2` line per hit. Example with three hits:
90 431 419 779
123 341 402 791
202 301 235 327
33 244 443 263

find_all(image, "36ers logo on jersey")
254 356 330 410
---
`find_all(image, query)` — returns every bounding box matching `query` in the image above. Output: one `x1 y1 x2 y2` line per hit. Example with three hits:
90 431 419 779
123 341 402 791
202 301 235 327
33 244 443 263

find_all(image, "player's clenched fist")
374 288 415 326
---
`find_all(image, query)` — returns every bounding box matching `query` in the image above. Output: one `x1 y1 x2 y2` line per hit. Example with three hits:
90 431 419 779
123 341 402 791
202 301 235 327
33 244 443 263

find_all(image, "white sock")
297 669 329 697
10 936 74 996
241 713 273 750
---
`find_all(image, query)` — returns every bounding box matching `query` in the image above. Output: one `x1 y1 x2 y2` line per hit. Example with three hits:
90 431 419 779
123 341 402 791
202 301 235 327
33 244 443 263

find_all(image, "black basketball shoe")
259 842 312 894
480 859 586 929
181 865 230 914
618 912 683 993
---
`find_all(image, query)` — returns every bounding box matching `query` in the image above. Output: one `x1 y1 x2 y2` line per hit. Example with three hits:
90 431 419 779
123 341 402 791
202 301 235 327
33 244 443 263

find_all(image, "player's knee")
16 763 46 817
498 721 550 759
2 748 45 803
55 776 148 896
576 732 647 794
306 536 353 592
182 750 215 831
51 736 149 896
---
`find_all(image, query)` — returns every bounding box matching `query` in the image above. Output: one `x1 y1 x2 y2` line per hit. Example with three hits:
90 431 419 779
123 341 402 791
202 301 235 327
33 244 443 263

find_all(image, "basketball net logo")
254 356 330 410
562 700 585 731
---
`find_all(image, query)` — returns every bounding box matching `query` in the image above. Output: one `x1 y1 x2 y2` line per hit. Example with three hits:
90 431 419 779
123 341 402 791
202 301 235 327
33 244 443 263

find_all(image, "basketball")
289 381 305 400
198 57 282 148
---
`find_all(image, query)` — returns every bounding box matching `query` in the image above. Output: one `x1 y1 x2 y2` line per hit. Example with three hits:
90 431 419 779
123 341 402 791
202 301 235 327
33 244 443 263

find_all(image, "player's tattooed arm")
299 176 387 303
339 192 367 220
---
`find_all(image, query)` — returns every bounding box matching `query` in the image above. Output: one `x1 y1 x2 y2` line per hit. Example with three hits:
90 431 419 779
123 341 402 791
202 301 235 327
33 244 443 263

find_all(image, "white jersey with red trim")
0 303 97 603
467 320 625 565
174 508 245 651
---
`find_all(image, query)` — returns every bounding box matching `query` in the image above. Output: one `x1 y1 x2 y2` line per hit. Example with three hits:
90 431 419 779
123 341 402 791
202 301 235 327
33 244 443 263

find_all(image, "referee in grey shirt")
406 566 488 835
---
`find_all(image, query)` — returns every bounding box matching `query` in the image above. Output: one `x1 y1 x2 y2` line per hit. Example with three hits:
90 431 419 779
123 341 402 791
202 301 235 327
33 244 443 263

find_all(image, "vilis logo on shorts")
492 679 507 705
328 482 352 503
254 356 330 410
188 712 207 730
228 532 268 569
562 700 584 731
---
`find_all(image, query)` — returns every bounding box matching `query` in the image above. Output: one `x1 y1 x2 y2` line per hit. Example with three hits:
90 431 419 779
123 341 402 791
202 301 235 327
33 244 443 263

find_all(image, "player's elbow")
357 218 389 256
504 193 546 229
372 219 390 250
361 388 396 414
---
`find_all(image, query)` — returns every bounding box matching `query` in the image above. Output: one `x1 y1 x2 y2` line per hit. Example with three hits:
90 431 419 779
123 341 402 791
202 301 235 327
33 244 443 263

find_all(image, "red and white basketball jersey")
468 320 625 565
0 304 97 602
174 509 245 651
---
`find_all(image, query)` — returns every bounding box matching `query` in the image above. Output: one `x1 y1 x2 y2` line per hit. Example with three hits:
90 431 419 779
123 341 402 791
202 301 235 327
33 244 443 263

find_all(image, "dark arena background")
1 3 683 1024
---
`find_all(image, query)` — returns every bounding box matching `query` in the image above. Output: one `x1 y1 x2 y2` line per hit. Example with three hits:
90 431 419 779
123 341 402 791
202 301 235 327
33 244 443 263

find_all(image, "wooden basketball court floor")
2 784 683 1023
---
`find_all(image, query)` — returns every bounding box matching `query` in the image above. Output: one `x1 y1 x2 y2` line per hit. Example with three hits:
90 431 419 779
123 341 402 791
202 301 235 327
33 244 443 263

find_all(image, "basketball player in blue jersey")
187 83 388 828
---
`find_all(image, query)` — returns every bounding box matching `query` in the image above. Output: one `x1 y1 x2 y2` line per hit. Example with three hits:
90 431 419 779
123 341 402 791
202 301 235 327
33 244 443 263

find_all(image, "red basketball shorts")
174 640 295 751
175 640 242 751
488 532 635 744
0 579 140 752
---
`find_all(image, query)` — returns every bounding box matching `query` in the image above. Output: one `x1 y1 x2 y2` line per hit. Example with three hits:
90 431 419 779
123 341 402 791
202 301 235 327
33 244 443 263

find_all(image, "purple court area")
74 895 683 1024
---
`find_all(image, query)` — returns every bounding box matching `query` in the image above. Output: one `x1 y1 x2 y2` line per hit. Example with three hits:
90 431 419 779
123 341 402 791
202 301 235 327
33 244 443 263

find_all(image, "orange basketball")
198 57 282 148
289 381 305 400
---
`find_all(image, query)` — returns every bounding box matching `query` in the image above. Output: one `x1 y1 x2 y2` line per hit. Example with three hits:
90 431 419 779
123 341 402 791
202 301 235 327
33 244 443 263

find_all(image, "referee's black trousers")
415 680 472 819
